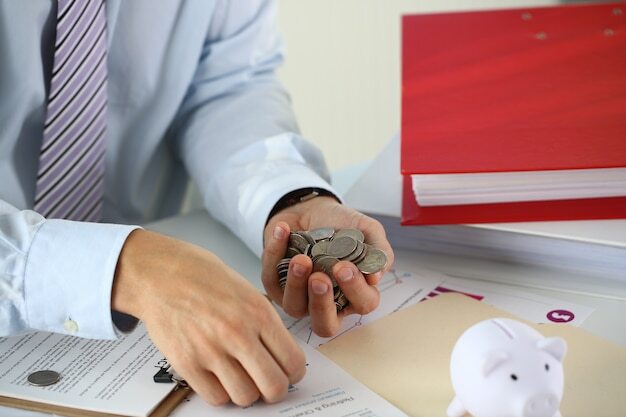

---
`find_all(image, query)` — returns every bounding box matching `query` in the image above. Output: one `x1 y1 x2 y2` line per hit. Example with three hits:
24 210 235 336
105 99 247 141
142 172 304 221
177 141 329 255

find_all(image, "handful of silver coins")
276 227 388 312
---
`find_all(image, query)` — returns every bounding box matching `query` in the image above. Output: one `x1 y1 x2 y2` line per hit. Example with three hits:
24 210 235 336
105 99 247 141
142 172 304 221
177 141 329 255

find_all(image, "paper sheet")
170 339 408 417
0 324 173 417
278 264 443 347
428 275 595 326
279 257 594 347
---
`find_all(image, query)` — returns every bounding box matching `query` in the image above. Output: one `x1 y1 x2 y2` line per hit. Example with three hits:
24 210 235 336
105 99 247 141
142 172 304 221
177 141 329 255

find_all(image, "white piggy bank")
447 318 567 417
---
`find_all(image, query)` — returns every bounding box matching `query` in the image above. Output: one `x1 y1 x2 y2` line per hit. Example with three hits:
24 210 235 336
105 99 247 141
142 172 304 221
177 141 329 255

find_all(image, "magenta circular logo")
547 309 575 323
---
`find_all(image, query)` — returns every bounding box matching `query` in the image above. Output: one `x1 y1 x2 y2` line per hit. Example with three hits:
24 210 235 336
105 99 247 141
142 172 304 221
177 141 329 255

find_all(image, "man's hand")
112 230 306 407
262 196 394 337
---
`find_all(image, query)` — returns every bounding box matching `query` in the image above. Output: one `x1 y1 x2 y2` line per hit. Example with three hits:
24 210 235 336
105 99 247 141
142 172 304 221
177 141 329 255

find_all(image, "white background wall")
276 0 566 170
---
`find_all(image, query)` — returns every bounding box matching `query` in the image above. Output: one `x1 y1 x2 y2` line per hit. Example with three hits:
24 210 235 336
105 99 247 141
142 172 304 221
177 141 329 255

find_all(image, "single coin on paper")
27 370 60 387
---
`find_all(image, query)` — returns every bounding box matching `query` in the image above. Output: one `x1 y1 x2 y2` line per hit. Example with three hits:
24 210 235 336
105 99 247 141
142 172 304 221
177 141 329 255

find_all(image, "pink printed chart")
422 276 594 326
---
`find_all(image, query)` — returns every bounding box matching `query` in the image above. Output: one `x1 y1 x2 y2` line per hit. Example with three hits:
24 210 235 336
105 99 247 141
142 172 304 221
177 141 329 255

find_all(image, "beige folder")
319 293 626 417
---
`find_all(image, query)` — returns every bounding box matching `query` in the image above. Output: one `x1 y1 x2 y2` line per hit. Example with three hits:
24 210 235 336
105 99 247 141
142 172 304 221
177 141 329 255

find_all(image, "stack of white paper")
412 168 626 206
341 135 626 298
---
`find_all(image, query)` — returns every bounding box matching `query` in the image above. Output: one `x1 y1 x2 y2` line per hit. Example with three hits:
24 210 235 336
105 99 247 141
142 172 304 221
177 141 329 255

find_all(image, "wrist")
112 229 160 320
267 188 340 225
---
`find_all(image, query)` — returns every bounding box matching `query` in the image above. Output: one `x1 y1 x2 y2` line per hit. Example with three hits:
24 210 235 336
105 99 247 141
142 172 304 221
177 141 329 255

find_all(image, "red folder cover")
401 3 626 225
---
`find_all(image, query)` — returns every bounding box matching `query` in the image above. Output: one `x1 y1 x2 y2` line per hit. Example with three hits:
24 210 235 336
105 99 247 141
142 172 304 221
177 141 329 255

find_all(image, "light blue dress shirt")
0 0 335 339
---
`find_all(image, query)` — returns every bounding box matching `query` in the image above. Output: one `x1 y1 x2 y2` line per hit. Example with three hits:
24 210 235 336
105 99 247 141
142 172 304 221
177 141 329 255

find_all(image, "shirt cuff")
251 167 340 257
203 132 341 257
24 219 140 339
212 164 339 258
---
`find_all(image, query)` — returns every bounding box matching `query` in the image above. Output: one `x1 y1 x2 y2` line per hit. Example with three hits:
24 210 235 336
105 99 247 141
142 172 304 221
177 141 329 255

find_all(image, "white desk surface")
3 209 626 417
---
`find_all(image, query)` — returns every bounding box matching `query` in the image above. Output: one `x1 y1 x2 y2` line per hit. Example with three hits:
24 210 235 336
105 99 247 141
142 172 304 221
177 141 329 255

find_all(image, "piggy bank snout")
522 392 559 417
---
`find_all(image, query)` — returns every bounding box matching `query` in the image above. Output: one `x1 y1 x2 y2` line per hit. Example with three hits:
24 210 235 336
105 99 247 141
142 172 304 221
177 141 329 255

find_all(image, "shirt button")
64 318 79 334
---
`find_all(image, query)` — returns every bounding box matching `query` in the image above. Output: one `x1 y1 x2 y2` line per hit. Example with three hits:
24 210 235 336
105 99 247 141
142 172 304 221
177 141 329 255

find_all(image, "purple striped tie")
34 0 108 222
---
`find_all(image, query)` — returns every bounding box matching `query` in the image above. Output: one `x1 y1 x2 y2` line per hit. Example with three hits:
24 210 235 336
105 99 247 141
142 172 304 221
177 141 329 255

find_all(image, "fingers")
308 272 341 337
364 271 383 286
282 255 312 318
258 311 307 386
235 342 291 403
179 364 230 407
261 221 290 305
307 262 381 337
182 345 294 407
186 317 305 407
213 357 261 407
358 216 395 274
333 261 380 316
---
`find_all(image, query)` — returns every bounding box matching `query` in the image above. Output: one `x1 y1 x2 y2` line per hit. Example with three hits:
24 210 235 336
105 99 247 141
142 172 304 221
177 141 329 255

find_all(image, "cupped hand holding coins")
278 228 388 311
262 195 394 337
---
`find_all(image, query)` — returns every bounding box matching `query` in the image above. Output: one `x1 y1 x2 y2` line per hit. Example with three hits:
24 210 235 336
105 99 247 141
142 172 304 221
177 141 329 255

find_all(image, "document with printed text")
0 323 173 416
170 340 408 417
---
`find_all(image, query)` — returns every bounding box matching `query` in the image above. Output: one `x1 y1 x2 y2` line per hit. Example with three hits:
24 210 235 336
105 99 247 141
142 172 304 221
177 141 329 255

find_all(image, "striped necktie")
33 0 108 222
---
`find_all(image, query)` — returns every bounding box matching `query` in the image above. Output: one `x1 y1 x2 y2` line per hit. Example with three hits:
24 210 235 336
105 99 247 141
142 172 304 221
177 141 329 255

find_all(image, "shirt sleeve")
172 0 338 257
0 199 139 339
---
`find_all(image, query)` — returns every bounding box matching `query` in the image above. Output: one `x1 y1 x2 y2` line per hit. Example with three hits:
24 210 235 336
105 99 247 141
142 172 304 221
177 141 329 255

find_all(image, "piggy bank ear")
482 351 509 377
537 337 567 362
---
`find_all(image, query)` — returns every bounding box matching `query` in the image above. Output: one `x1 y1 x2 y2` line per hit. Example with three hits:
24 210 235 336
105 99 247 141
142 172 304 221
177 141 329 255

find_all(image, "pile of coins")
276 228 388 311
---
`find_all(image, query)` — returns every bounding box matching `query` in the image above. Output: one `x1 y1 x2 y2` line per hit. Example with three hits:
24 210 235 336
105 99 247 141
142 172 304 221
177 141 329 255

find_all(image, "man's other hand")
112 230 306 407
